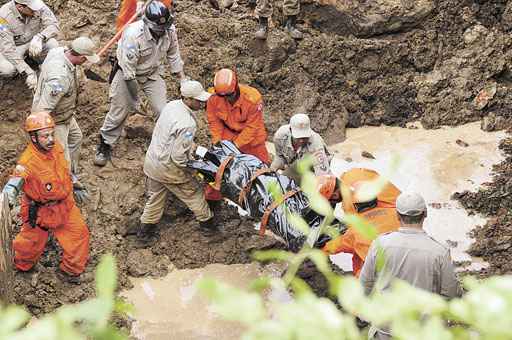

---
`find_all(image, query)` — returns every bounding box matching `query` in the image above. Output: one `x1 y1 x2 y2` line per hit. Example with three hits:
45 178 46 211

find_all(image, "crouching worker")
2 111 90 284
318 168 401 276
137 80 216 248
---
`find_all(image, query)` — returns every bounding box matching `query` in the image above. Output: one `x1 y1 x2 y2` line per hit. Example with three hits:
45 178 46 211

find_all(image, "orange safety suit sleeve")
233 101 264 149
322 228 356 255
206 101 225 144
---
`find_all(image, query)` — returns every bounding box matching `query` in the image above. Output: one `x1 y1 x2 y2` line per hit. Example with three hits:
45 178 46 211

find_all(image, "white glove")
25 71 37 90
29 34 44 58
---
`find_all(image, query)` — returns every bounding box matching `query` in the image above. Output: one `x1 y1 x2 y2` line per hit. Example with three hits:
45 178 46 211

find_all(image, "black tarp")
188 141 335 251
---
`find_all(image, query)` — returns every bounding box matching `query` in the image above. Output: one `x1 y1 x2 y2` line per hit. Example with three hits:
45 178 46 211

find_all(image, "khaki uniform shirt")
117 20 183 81
360 227 463 297
32 47 77 124
271 124 331 175
0 0 59 73
144 100 197 184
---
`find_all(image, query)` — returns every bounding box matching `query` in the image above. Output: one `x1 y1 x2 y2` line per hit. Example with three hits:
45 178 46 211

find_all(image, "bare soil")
1 0 512 317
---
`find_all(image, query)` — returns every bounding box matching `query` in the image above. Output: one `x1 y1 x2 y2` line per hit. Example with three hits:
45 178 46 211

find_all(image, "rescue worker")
137 80 215 247
32 36 99 182
254 0 302 40
319 168 402 276
0 0 60 90
271 113 332 183
1 111 90 284
360 192 463 339
205 68 269 200
94 0 186 167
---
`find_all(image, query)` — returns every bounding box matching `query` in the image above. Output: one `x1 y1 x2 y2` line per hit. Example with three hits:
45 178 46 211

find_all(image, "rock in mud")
361 151 376 159
126 249 173 277
125 114 154 140
473 82 497 110
481 112 507 132
455 139 469 147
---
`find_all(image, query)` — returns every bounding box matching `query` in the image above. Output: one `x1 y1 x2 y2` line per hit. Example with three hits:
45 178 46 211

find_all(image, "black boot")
135 223 159 248
199 216 219 233
94 135 112 167
285 15 303 40
255 16 269 40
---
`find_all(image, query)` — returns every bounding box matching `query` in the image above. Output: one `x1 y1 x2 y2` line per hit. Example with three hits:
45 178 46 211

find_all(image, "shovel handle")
97 11 138 58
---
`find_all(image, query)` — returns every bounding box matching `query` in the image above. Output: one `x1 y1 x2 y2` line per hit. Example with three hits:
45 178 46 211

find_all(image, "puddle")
122 263 287 340
328 122 505 270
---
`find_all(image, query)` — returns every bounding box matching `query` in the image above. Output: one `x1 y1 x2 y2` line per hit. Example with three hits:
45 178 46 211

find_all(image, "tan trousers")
0 38 58 76
55 116 82 174
100 70 167 146
140 177 213 224
256 0 300 17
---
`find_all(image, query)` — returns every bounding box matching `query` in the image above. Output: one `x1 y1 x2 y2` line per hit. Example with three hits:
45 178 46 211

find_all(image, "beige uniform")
140 100 212 224
360 227 463 339
32 47 82 174
271 124 331 182
100 20 184 146
0 0 59 76
256 0 300 18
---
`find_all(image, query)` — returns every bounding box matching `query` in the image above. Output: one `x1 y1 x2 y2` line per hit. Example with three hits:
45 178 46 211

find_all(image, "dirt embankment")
1 0 512 315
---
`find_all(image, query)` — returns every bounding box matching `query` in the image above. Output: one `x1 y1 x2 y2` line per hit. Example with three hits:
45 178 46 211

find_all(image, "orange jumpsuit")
323 168 401 276
12 142 89 275
205 84 270 200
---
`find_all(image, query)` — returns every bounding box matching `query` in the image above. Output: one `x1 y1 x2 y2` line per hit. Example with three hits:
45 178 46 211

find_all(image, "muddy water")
121 263 287 340
329 122 505 270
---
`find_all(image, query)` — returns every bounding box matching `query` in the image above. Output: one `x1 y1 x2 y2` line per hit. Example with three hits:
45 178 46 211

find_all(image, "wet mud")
0 0 511 321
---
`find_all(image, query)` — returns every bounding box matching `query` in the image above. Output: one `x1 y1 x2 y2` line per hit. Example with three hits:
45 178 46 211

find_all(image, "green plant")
0 254 131 340
198 159 512 339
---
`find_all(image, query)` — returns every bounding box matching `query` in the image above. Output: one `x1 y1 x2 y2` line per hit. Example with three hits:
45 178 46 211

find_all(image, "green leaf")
0 305 31 335
253 250 293 262
342 214 378 241
286 211 310 235
95 254 117 299
197 278 266 324
306 249 332 276
249 276 272 293
113 298 134 316
296 156 314 175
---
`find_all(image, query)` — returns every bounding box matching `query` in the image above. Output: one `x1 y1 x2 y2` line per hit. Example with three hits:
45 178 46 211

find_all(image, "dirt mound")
2 0 512 315
454 137 512 276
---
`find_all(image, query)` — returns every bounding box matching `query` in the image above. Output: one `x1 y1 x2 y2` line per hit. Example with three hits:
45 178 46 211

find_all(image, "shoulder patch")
0 17 8 31
47 81 64 96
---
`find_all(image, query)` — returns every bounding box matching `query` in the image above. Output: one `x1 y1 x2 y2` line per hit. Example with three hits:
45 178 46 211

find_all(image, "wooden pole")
0 193 14 304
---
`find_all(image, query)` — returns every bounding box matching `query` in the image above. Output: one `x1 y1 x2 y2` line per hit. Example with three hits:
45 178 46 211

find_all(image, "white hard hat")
15 0 44 11
180 80 211 102
71 37 100 64
396 192 427 216
290 113 312 139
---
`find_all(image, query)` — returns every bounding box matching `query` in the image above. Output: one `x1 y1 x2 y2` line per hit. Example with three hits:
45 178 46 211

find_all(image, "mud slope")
2 0 512 314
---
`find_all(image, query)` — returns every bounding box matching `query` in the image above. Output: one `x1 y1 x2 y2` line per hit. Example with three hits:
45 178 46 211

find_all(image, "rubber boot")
93 135 111 167
285 15 303 40
57 269 81 285
135 223 159 248
199 216 219 233
255 17 269 40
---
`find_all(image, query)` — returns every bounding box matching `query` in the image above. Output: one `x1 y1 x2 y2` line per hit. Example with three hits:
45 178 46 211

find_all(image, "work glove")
25 71 37 90
74 187 90 205
28 34 44 58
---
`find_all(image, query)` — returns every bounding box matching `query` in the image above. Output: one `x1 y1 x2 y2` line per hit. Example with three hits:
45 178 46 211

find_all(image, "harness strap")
238 167 275 207
259 189 301 236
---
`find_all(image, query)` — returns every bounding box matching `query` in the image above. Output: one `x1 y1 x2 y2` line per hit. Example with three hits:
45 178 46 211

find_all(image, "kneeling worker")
137 80 216 247
2 111 90 284
318 168 401 276
271 113 332 183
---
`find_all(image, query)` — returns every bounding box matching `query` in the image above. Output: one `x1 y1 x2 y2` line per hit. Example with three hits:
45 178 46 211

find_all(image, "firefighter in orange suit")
318 168 401 277
2 111 90 284
205 68 270 200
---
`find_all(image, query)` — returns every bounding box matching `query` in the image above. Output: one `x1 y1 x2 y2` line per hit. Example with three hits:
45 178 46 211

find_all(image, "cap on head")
71 37 100 64
25 111 55 132
351 181 378 203
214 69 237 95
396 192 427 216
317 175 336 200
180 80 211 102
290 113 312 139
15 0 44 11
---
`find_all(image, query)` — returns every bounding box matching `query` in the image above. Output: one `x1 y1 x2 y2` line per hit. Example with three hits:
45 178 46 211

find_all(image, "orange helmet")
350 181 377 203
25 111 55 132
317 175 337 200
214 68 237 95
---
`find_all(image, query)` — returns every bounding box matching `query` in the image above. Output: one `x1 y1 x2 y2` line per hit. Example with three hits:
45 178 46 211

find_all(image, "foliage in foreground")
0 254 131 340
198 157 512 339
